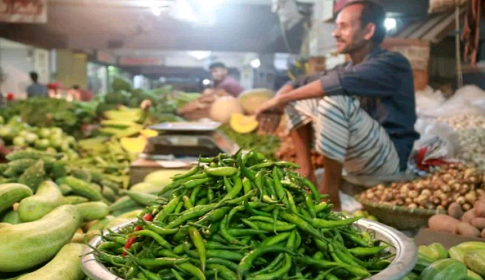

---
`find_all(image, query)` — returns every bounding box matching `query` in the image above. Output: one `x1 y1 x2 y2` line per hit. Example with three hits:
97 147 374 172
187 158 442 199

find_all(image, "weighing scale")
130 121 240 184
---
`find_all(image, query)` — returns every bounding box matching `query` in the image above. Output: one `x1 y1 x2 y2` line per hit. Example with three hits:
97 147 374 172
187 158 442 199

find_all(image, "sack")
429 0 467 14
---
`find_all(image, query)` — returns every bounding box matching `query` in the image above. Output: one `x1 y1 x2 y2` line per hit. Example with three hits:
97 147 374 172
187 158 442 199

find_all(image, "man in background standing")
26 71 48 98
209 62 244 97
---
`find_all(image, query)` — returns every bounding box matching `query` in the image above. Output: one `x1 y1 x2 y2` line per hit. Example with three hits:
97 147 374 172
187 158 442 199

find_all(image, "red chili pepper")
143 213 153 221
122 213 154 256
122 237 136 257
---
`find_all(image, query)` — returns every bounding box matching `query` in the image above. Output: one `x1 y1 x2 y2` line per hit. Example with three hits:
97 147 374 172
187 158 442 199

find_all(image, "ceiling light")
384 18 397 31
188 51 211 60
250 59 261 69
202 79 211 86
151 6 162 16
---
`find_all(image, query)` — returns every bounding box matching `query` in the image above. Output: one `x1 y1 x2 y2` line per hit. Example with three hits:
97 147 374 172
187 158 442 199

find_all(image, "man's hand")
255 95 286 119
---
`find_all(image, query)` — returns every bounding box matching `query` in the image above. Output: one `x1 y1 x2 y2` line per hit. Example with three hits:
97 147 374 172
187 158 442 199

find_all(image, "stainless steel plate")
81 219 417 280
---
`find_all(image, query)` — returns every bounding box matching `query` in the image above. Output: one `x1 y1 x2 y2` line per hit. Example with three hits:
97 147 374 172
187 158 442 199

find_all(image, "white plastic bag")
422 85 485 118
415 86 446 117
414 120 460 159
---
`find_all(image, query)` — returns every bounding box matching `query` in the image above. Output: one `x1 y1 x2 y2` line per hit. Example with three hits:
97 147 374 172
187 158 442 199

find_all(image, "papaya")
230 113 259 134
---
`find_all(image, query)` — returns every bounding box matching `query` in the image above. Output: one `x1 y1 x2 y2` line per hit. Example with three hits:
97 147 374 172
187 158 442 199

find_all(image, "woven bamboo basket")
357 198 446 230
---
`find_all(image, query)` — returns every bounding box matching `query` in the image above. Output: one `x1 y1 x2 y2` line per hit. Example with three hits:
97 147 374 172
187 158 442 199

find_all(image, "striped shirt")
290 48 419 171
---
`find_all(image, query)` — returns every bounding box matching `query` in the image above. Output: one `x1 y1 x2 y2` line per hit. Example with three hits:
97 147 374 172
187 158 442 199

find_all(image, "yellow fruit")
230 113 259 134
140 129 158 138
209 96 243 124
120 137 147 154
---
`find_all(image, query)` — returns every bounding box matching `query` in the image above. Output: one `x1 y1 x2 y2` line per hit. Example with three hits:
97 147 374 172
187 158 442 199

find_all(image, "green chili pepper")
305 194 317 218
251 253 285 276
205 166 238 177
142 221 179 235
348 245 388 256
137 257 189 268
260 232 292 247
131 230 172 249
166 203 218 229
285 189 298 214
188 226 206 272
240 218 266 240
190 187 201 205
301 177 321 202
250 231 294 280
223 175 243 200
315 201 329 213
207 250 244 261
254 170 264 196
207 189 214 202
206 258 238 271
177 263 205 280
279 212 326 240
206 264 237 280
223 176 233 192
156 249 179 258
295 256 370 278
238 153 256 180
220 215 239 244
242 177 252 195
184 178 212 189
237 246 294 278
155 195 181 223
228 228 267 237
96 250 127 266
312 216 361 229
197 206 231 226
195 198 208 206
244 200 272 217
173 166 199 180
171 269 185 280
182 195 194 210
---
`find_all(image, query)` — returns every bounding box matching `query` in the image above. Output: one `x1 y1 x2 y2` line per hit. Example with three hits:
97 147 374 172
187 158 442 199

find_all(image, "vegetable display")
359 164 484 211
92 151 393 280
436 115 485 170
407 242 485 280
218 125 280 160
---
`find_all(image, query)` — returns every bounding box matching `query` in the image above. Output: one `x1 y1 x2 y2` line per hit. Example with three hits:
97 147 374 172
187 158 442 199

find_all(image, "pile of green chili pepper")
92 151 393 280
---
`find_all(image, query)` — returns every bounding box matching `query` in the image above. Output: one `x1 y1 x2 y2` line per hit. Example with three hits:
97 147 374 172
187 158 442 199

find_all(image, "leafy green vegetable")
218 125 280 159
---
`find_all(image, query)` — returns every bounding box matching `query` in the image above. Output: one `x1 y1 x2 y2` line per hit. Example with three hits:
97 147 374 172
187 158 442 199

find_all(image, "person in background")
256 0 419 210
71 85 94 102
26 72 48 98
208 62 244 97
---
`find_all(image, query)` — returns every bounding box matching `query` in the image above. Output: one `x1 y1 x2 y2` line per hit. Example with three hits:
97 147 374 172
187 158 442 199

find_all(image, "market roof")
394 8 467 44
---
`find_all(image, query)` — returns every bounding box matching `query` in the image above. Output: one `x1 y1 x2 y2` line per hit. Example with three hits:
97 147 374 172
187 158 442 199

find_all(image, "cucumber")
124 190 159 206
0 223 11 229
75 202 109 221
102 187 115 202
109 195 141 212
4 159 37 177
0 184 33 214
57 176 102 201
18 181 64 222
464 251 485 277
17 243 85 280
414 254 436 273
90 183 101 192
111 205 145 217
86 216 113 231
57 184 72 195
420 258 468 280
467 270 484 280
0 205 82 272
6 150 58 161
1 211 20 224
61 196 89 205
116 209 143 219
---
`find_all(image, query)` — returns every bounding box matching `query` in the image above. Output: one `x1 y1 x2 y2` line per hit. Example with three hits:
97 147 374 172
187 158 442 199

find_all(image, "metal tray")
149 122 221 132
81 219 417 280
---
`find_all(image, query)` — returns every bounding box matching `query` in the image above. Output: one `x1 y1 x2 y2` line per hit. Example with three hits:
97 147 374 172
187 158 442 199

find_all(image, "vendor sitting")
257 0 419 210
